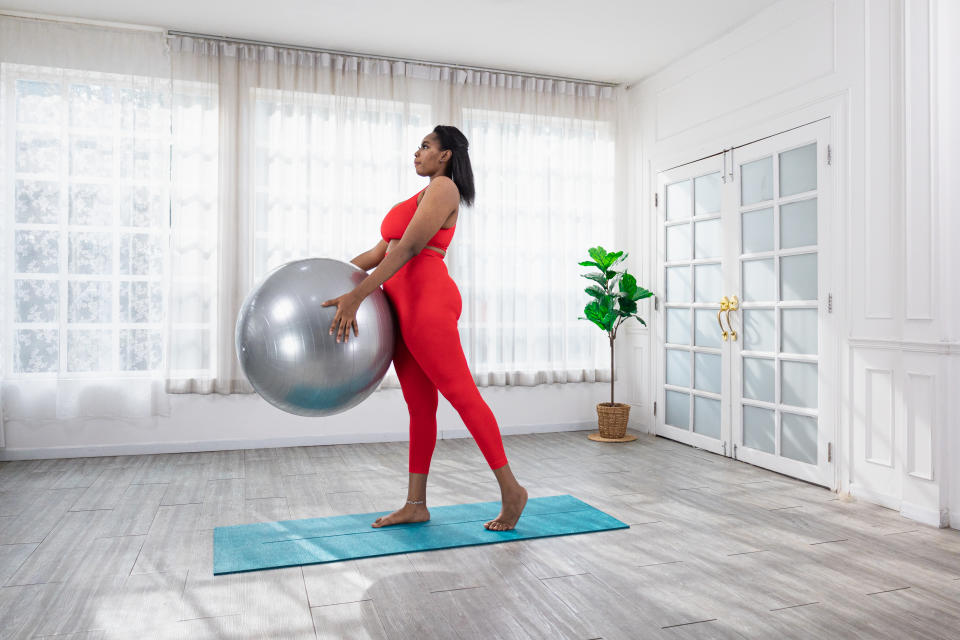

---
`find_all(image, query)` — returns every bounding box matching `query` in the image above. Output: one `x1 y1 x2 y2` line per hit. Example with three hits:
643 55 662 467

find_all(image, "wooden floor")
2 429 960 640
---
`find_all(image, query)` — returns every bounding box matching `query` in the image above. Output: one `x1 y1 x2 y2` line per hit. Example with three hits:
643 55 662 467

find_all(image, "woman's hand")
321 291 362 343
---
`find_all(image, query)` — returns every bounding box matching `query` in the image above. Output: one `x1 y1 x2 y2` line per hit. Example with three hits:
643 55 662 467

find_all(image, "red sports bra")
380 187 456 252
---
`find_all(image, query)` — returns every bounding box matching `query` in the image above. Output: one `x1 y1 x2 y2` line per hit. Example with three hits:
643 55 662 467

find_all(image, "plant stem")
609 334 614 405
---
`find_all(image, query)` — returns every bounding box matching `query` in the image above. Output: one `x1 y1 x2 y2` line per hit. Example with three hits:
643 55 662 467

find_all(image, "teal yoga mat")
213 494 628 575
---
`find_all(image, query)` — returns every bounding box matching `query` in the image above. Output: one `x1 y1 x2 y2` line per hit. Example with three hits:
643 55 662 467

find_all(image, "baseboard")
900 501 950 529
850 484 950 528
847 484 899 510
0 420 599 461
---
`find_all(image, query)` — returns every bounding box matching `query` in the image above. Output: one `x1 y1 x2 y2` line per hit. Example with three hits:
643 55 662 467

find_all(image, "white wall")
625 0 958 528
0 381 619 459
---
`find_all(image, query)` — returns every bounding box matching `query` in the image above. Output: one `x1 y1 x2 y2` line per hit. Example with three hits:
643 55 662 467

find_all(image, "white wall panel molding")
850 340 948 526
848 337 959 354
864 368 895 467
903 0 936 323
862 0 901 322
905 371 934 480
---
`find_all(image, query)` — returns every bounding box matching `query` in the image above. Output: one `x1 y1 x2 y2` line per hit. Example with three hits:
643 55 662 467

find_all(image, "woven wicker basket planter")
596 402 630 439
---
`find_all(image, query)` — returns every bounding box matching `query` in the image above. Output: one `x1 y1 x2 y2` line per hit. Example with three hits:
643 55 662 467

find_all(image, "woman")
322 125 528 531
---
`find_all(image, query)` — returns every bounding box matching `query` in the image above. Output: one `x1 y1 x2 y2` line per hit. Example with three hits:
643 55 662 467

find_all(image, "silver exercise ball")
235 258 395 417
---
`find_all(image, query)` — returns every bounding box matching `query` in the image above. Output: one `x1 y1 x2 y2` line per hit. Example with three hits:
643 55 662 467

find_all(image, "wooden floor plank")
1 429 959 640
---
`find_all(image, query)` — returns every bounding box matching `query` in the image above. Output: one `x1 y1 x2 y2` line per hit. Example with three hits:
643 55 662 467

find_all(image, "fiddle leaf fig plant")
578 246 653 405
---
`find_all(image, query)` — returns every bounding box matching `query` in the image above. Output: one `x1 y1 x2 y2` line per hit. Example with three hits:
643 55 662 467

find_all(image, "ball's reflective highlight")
235 258 395 416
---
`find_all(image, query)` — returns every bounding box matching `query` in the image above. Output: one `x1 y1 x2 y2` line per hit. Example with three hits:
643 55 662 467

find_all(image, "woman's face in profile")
414 133 448 176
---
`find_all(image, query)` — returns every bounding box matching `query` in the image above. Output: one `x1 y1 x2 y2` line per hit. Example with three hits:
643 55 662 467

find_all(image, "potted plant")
578 246 653 441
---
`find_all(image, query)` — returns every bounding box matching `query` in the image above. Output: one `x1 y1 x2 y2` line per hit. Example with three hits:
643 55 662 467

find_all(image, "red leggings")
382 250 508 474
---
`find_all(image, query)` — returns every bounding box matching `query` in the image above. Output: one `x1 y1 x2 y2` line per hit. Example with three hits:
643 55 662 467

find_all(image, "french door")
655 119 834 487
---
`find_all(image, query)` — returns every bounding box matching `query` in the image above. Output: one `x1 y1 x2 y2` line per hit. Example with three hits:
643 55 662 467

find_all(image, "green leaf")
632 286 653 301
587 246 608 269
583 273 608 286
636 316 646 326
601 308 618 328
618 298 637 315
619 272 637 297
578 260 599 268
584 285 606 300
583 301 610 331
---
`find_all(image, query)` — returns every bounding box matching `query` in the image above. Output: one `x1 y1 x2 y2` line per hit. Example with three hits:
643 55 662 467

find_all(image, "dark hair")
432 125 475 207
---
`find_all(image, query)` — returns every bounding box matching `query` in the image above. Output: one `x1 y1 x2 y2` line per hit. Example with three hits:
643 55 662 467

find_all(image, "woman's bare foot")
484 485 528 531
371 503 430 528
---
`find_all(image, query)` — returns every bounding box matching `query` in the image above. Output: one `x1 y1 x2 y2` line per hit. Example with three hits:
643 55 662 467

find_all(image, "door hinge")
826 144 832 166
654 192 659 207
828 442 832 462
722 441 727 456
654 295 660 311
653 401 657 416
733 443 738 459
828 293 833 313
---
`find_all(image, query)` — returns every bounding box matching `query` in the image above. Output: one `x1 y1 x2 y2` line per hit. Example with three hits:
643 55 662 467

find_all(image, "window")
4 64 171 377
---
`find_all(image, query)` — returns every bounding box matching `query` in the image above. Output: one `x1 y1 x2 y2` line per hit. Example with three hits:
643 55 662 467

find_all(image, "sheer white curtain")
0 15 619 434
167 35 619 392
0 15 171 424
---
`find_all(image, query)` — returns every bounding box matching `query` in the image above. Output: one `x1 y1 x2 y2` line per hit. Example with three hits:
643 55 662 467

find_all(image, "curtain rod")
0 9 165 32
166 30 620 88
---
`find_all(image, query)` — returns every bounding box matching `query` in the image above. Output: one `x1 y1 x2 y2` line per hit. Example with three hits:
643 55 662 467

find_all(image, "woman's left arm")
322 178 460 342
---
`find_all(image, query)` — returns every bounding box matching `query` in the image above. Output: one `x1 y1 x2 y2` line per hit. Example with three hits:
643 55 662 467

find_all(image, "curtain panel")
0 14 620 425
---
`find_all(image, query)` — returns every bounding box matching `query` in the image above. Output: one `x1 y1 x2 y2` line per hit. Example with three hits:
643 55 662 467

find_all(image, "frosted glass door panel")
742 309 775 352
695 219 721 258
666 308 691 345
667 224 691 261
694 263 722 303
666 348 691 387
666 390 690 429
781 413 818 464
695 353 721 393
780 253 817 301
781 360 817 409
780 199 817 248
667 180 692 221
694 173 722 215
742 259 775 302
666 266 692 302
779 143 817 196
781 309 817 354
695 309 722 348
743 405 775 453
694 396 721 439
741 156 773 205
743 357 775 402
742 208 774 253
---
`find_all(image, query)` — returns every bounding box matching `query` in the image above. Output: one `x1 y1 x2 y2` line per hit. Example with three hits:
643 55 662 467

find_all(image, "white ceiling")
0 0 781 86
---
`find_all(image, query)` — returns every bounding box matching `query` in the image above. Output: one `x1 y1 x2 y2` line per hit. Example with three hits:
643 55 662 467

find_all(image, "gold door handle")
725 295 739 341
718 296 730 341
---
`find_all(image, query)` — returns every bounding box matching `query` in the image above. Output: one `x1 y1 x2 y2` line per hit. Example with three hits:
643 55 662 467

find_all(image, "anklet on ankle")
407 500 424 505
